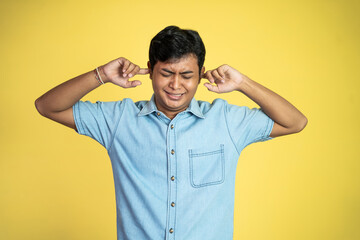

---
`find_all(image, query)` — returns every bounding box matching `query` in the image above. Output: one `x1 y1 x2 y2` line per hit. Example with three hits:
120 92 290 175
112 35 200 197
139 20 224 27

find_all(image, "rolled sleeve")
225 103 274 153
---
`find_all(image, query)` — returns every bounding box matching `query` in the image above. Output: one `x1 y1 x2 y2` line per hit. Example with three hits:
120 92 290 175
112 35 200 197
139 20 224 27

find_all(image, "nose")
169 75 180 89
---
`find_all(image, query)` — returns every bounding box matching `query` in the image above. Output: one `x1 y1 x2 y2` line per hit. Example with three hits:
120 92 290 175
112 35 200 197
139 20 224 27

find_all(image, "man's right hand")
101 57 150 88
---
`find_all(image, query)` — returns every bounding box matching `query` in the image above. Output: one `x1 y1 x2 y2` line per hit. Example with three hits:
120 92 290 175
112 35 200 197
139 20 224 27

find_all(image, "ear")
147 61 152 79
199 66 205 84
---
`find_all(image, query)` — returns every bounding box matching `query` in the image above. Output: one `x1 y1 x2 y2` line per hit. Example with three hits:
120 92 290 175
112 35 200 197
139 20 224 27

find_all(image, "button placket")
167 120 177 239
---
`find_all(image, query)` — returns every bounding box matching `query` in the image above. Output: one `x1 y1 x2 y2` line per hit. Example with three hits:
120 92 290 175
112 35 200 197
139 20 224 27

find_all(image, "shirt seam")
107 99 127 153
224 102 241 155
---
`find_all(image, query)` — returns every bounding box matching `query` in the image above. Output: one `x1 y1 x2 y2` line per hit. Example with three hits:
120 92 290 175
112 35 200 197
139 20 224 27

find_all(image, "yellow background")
1 0 359 239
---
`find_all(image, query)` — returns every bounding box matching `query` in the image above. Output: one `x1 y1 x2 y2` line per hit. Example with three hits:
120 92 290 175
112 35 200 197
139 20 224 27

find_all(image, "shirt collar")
138 94 205 119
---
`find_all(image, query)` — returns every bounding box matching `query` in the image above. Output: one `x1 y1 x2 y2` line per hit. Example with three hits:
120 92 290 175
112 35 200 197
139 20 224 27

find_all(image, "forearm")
35 58 147 130
238 77 307 132
35 68 105 116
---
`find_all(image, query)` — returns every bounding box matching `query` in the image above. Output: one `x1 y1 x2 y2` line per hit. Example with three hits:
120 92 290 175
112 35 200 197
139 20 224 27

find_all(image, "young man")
35 26 307 240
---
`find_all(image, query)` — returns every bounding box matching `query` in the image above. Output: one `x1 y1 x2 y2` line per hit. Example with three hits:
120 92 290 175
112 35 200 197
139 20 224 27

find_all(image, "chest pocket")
189 144 225 188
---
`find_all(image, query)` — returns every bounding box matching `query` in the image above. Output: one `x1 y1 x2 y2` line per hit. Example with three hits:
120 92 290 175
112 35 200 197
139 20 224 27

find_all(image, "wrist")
98 66 110 83
236 75 251 92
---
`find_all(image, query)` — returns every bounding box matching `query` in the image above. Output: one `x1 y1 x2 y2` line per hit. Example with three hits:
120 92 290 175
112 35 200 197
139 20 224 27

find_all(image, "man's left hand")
202 64 248 93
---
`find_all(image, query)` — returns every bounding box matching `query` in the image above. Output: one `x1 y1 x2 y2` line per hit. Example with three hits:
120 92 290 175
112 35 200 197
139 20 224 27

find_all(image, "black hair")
149 26 206 75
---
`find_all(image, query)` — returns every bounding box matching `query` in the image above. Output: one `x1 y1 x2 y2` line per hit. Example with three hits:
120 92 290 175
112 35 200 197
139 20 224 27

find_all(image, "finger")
121 60 131 74
127 65 140 78
212 69 225 83
124 63 137 76
203 83 219 93
123 80 142 88
217 66 226 79
130 80 142 87
204 71 215 83
138 68 150 75
129 65 140 77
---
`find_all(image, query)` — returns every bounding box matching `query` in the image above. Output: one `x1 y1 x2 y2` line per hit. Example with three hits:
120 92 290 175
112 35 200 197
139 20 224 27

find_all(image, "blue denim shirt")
73 96 273 240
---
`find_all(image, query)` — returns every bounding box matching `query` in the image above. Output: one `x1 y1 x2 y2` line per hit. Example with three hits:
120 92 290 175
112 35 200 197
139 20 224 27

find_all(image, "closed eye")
182 75 193 79
161 73 172 77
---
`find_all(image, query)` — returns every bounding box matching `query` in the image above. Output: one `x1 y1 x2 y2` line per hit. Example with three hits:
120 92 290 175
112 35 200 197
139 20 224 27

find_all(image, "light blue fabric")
73 95 274 240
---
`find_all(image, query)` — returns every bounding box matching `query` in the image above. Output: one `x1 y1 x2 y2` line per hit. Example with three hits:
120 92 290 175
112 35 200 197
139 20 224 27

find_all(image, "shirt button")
171 202 175 207
157 112 160 116
169 228 174 234
171 124 174 129
171 176 175 181
171 149 175 155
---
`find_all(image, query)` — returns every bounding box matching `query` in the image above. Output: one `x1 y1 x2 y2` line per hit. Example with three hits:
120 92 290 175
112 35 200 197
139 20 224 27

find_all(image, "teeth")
169 93 182 96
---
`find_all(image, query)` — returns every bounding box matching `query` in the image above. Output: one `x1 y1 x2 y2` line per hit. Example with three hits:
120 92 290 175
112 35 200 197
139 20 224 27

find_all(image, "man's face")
149 54 204 119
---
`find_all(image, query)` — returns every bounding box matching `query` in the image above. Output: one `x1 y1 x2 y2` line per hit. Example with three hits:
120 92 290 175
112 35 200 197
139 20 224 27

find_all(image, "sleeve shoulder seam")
224 101 241 155
107 100 127 152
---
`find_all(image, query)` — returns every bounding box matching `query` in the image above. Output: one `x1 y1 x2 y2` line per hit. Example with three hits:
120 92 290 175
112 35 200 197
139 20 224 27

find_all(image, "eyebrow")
161 68 194 74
